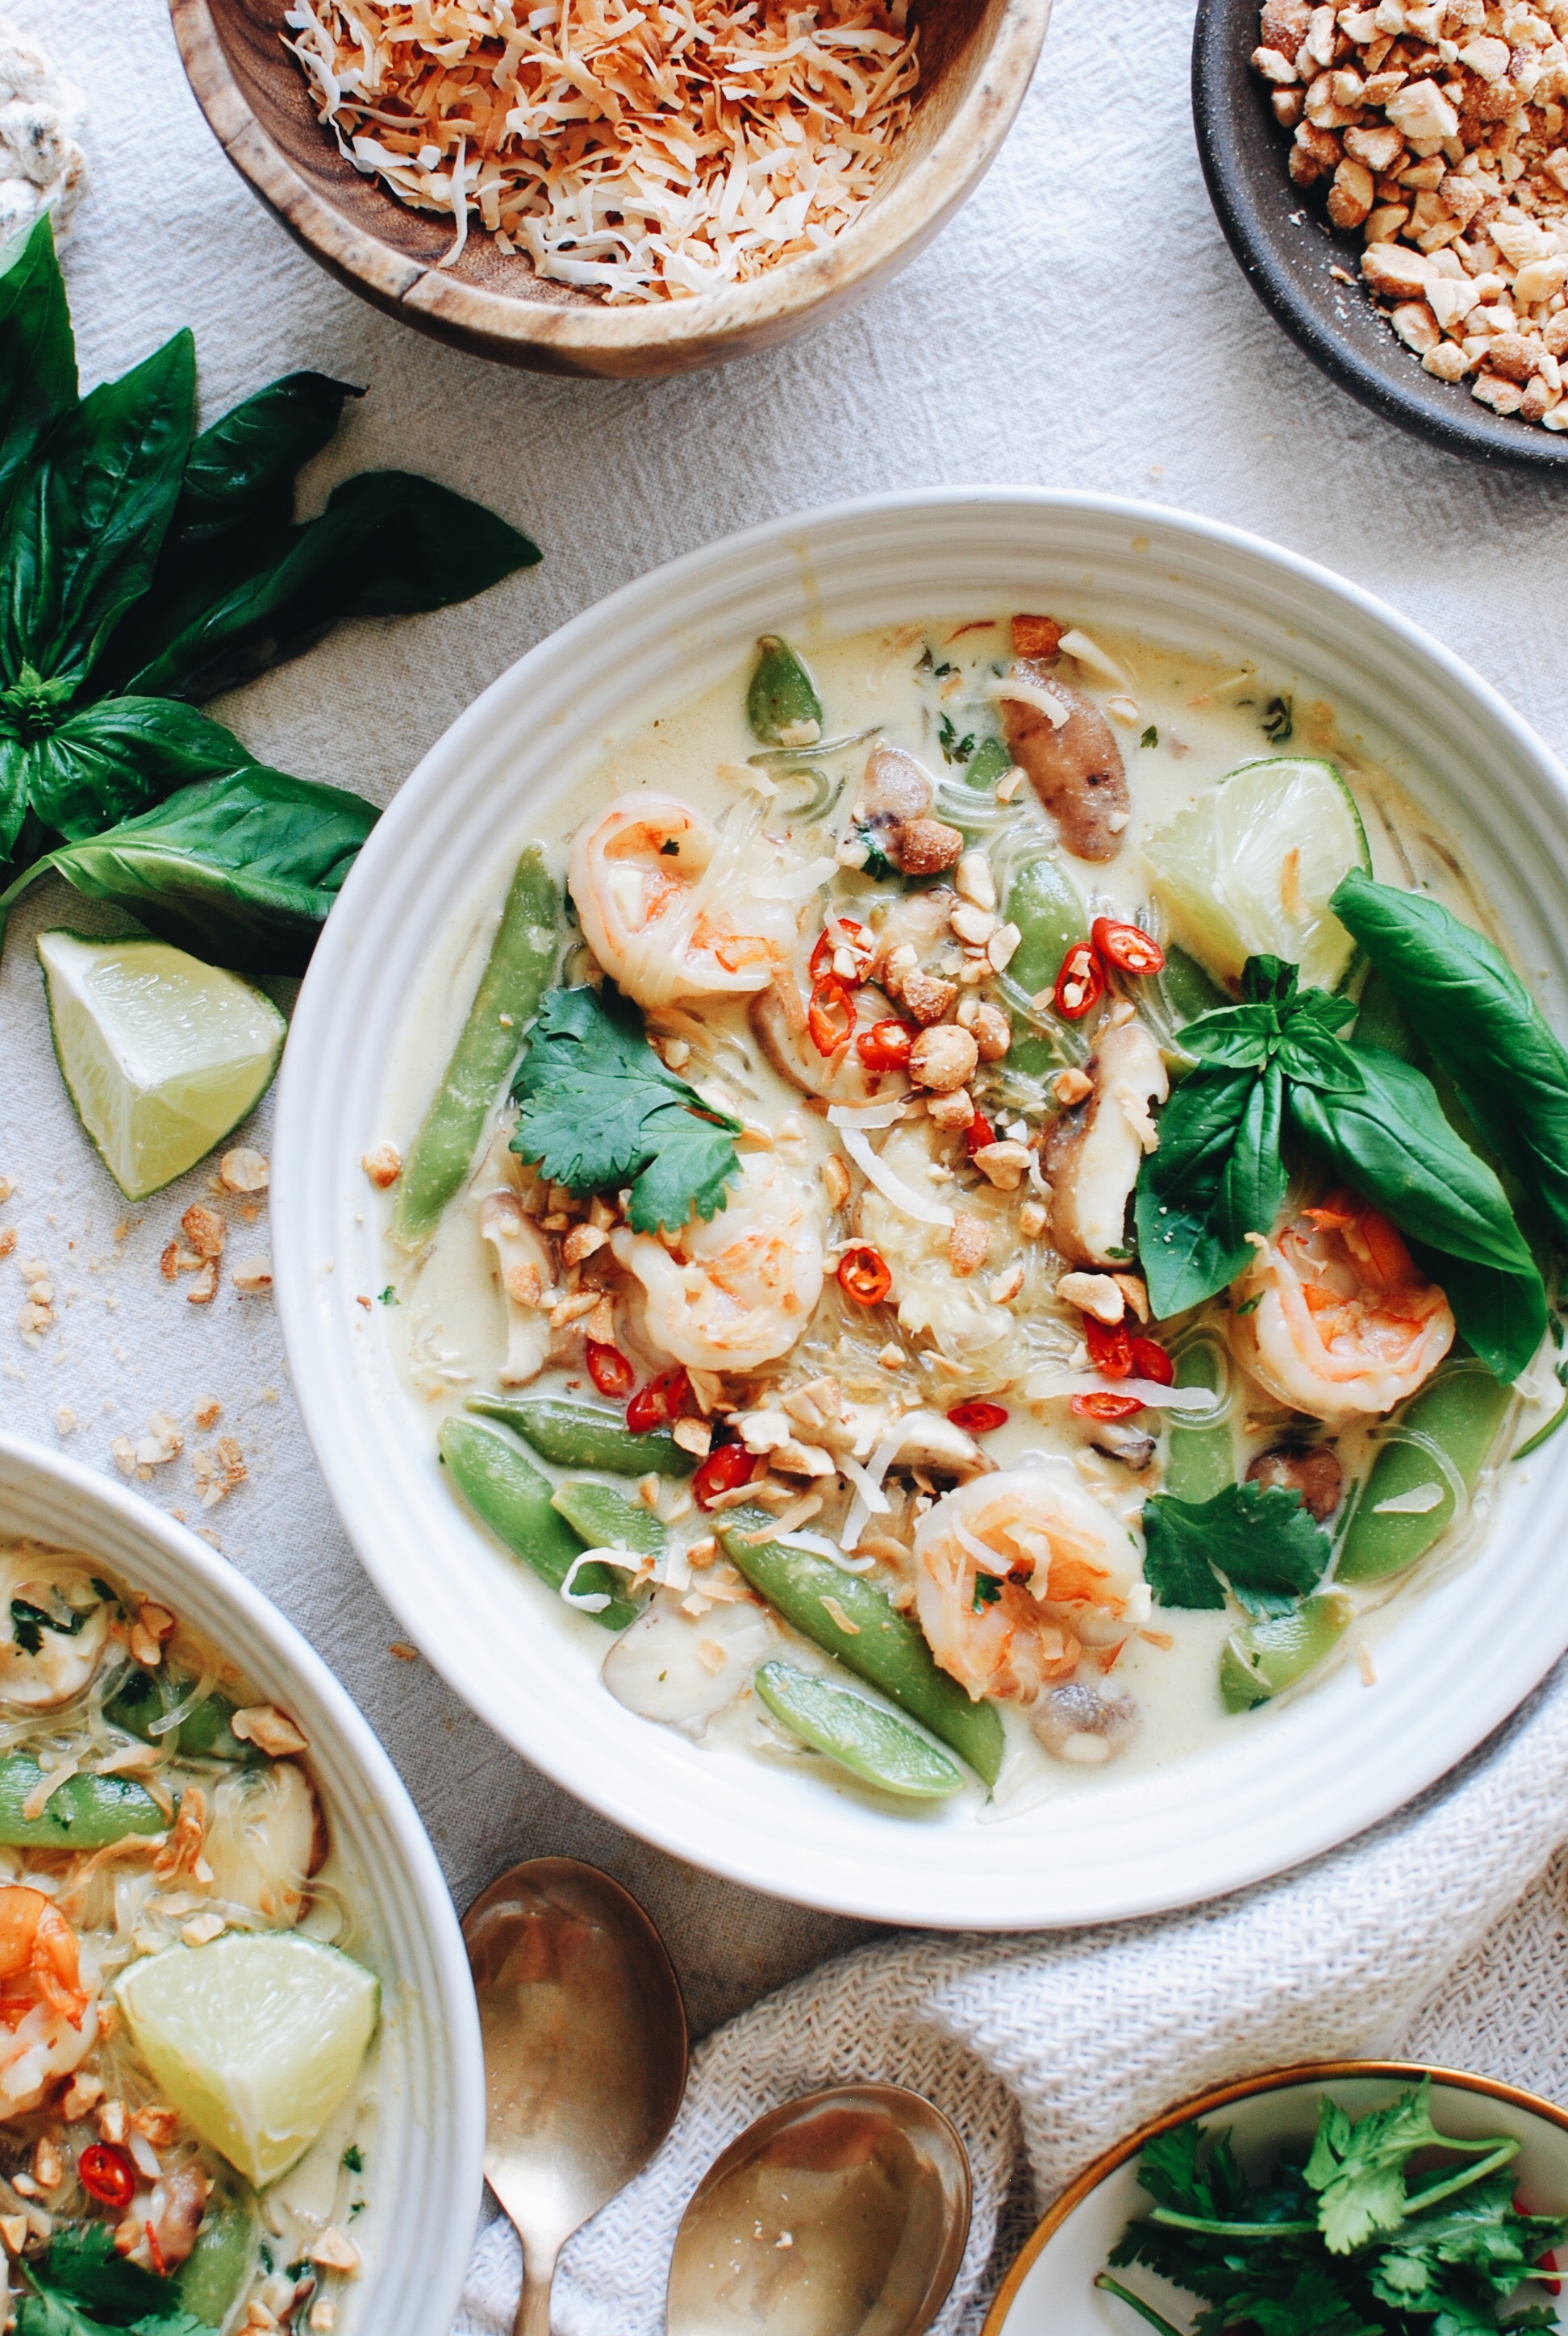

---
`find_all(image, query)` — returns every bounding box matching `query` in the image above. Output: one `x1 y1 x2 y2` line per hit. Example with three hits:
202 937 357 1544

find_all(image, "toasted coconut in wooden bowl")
169 0 1052 379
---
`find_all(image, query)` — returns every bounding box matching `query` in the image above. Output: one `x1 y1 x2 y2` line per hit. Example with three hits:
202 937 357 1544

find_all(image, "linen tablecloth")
6 0 1568 2326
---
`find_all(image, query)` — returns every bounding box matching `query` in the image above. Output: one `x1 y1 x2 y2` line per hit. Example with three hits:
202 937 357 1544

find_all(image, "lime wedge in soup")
1143 756 1370 992
115 1933 379 2187
37 930 285 1200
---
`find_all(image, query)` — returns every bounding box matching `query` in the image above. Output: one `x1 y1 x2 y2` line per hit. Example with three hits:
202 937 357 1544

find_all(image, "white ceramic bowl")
985 2061 1568 2332
0 1432 483 2334
273 488 1568 1929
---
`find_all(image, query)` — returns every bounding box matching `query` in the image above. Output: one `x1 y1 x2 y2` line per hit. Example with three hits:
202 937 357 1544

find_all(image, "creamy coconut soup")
0 1544 380 2334
377 613 1565 1812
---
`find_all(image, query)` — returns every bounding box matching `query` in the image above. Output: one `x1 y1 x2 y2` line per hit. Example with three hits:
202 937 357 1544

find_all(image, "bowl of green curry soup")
274 488 1568 1929
0 1433 482 2335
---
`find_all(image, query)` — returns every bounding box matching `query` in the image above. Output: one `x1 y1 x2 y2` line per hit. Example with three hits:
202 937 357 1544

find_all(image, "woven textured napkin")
456 1664 1568 2332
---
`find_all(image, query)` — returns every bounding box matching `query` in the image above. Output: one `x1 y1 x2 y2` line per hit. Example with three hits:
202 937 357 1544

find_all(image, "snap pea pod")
175 2191 261 2326
716 1509 1004 1783
393 846 559 1248
754 1661 963 1800
1335 1356 1512 1583
551 1479 664 1558
0 1755 164 1847
748 635 822 744
1003 856 1088 1077
467 1392 695 1478
1162 1336 1235 1506
104 1666 263 1763
1156 944 1227 1031
1220 1592 1354 1713
962 735 1013 791
440 1418 641 1629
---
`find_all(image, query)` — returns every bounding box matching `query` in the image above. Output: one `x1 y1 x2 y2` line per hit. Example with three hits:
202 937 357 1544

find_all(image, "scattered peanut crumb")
361 1142 402 1189
53 1405 76 1437
219 1147 269 1194
187 1258 220 1306
388 1641 419 1662
1358 1637 1378 1687
309 2227 361 2276
192 1438 247 1508
0 1229 15 1261
181 1204 226 1260
231 1256 273 1295
193 1396 222 1431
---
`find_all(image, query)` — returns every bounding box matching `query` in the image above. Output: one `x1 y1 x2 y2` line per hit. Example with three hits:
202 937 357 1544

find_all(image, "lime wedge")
37 930 286 1200
1145 757 1370 992
115 1933 379 2188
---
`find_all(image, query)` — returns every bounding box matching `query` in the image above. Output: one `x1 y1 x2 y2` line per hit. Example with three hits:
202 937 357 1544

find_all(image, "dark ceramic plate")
1191 0 1568 470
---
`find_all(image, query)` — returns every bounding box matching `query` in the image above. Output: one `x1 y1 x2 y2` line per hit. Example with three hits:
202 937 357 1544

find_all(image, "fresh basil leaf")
1409 1247 1546 1387
1274 1024 1366 1092
1136 1067 1264 1315
1180 1003 1278 1070
94 376 362 699
1333 869 1568 1249
1288 1046 1539 1278
123 469 541 703
1218 1060 1287 1250
31 766 377 974
0 328 195 698
0 215 76 532
1242 953 1297 1006
15 699 256 843
1289 987 1358 1032
176 371 361 542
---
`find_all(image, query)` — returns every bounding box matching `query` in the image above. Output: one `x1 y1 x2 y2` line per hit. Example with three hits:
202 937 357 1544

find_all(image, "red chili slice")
1083 1316 1134 1379
1051 940 1105 1021
809 916 871 984
856 1019 914 1074
947 1402 1008 1433
1129 1336 1174 1386
1071 1391 1145 1420
585 1340 635 1399
964 1112 995 1155
78 2144 136 2212
1091 917 1166 977
837 1245 893 1306
625 1366 691 1433
807 976 856 1057
692 1441 753 1508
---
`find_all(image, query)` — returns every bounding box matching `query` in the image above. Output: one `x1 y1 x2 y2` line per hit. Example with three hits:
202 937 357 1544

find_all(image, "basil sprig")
0 214 540 970
1333 868 1568 1248
1135 955 1545 1381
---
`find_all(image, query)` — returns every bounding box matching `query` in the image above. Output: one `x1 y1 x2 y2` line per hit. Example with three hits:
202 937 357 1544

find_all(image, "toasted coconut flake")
283 0 920 303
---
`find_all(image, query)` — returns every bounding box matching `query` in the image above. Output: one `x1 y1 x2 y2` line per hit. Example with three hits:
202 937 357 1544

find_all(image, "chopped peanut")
219 1148 270 1194
361 1142 402 1188
229 1705 309 1757
947 1214 992 1278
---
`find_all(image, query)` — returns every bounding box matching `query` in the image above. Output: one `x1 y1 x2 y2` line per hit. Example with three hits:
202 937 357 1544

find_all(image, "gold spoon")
665 2082 972 2336
464 1856 689 2336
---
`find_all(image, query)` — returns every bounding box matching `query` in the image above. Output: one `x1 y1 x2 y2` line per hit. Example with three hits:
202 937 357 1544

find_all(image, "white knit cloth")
456 1665 1568 2333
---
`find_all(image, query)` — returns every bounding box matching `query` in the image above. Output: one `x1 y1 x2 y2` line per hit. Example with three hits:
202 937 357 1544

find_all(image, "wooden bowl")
169 0 1052 380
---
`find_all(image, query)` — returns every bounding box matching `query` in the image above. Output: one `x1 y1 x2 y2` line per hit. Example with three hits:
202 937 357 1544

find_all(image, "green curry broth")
379 616 1529 1805
0 1539 380 2326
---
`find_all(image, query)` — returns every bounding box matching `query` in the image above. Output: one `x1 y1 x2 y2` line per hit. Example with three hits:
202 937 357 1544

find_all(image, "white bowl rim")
0 1429 485 2330
273 484 1568 1931
982 2055 1568 2334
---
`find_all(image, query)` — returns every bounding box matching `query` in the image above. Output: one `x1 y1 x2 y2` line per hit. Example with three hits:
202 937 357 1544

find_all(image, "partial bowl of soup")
0 1432 482 2336
273 489 1568 1929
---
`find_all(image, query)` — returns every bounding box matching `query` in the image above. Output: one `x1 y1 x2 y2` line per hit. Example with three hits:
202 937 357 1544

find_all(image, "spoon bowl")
464 1856 688 2336
666 2083 972 2336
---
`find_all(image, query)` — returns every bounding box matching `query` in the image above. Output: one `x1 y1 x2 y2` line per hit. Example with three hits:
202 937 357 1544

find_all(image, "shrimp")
1231 1188 1454 1420
611 1152 824 1374
0 1886 97 2110
0 1554 110 1710
569 793 795 1011
911 1468 1149 1704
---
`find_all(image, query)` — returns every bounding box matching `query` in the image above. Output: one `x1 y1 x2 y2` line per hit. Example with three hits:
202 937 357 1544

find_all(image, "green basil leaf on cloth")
1334 867 1568 1249
123 469 542 703
18 698 258 842
0 327 194 700
22 766 377 974
0 215 76 532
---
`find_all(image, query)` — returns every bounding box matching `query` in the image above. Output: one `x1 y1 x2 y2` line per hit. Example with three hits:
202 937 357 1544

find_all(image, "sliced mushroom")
1089 1420 1157 1470
1000 662 1129 861
601 1590 776 1736
1044 1012 1169 1269
479 1190 554 1386
1032 1679 1141 1764
749 968 882 1104
858 743 935 825
1245 1444 1345 1522
883 1410 994 1479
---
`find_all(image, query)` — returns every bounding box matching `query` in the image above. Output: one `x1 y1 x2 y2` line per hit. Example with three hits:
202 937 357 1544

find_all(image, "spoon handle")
514 2242 557 2336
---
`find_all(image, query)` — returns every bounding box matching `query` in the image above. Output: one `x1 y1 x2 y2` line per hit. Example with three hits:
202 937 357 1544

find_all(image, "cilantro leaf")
1305 2079 1458 2253
1143 1483 1329 1614
34 2225 177 2322
511 985 741 1233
